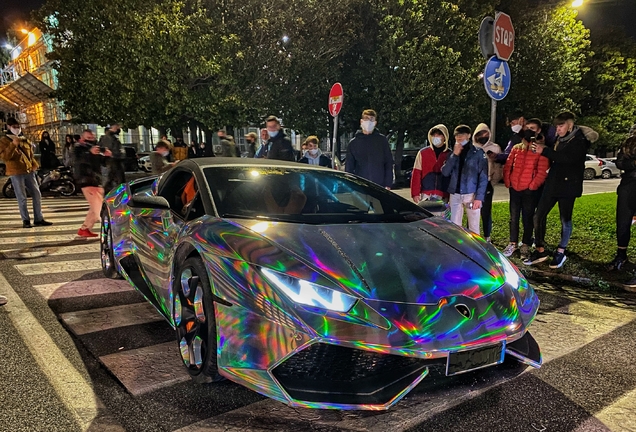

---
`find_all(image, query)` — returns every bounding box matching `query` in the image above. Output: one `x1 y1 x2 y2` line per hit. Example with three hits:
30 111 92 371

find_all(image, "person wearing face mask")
495 111 526 164
0 118 53 228
345 109 394 189
245 132 258 158
197 141 213 157
150 140 176 175
502 118 550 259
39 131 60 169
263 115 294 161
472 124 502 242
526 111 593 269
441 125 489 235
254 128 270 158
74 129 112 237
410 125 451 203
99 123 126 192
299 136 331 167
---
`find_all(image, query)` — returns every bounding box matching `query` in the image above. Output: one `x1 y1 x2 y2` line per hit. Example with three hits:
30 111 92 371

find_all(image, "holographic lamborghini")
100 158 542 410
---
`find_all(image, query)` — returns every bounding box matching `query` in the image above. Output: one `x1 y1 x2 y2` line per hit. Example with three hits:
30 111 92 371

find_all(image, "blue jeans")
11 172 43 223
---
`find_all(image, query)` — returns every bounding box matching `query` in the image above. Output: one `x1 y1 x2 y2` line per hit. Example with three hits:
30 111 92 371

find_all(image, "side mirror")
128 194 171 210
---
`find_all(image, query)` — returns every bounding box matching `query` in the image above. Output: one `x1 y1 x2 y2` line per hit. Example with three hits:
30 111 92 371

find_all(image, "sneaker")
34 220 53 226
502 243 517 257
77 228 99 238
519 244 530 261
523 249 550 266
607 255 628 271
626 275 636 289
23 220 32 228
0 295 6 306
549 251 567 269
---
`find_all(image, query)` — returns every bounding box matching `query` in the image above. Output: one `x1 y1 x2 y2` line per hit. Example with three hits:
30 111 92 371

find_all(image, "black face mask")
476 136 489 145
524 129 537 141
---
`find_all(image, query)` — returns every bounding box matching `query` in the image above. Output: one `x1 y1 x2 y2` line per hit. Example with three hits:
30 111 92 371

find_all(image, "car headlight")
497 251 525 289
261 268 358 313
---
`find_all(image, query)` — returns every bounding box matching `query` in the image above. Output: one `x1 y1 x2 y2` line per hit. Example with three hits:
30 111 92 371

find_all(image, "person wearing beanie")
410 124 451 202
526 111 592 269
441 124 489 234
607 133 636 288
472 123 502 242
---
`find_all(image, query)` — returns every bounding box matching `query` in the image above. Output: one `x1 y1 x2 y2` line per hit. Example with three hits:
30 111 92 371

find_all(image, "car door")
130 168 201 316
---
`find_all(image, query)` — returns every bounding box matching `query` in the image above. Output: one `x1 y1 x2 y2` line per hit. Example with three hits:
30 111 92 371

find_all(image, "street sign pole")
332 116 338 170
490 99 497 141
328 82 344 170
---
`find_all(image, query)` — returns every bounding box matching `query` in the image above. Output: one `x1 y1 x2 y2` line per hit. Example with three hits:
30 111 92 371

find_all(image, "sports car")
100 158 542 410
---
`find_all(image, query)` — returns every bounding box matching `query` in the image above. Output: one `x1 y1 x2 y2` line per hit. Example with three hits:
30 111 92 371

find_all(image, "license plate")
446 343 505 376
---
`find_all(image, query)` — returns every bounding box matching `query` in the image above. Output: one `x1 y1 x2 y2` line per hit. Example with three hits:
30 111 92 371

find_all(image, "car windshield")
204 167 430 224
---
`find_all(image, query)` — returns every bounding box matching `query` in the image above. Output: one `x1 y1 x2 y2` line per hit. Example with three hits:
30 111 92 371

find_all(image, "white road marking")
15 258 101 275
33 278 134 300
0 234 85 245
59 302 164 336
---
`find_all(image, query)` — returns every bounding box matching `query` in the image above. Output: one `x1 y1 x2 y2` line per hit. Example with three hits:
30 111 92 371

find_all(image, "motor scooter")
2 166 76 198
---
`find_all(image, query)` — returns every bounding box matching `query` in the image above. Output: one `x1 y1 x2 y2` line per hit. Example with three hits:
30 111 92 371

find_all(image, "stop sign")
328 83 343 117
493 12 514 61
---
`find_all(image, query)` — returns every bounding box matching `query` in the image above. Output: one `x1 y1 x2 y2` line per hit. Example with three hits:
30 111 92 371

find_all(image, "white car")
138 155 152 172
600 158 621 178
584 154 603 180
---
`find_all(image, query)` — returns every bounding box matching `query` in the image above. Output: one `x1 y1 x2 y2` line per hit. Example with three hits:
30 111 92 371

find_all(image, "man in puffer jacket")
441 125 489 234
501 118 550 260
525 112 591 269
410 125 450 202
472 123 501 242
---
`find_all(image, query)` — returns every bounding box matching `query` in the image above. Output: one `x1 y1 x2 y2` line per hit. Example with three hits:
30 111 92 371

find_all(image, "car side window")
157 170 198 218
184 194 205 221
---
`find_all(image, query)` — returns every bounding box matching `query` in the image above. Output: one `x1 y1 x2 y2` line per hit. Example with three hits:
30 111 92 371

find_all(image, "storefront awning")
0 72 53 108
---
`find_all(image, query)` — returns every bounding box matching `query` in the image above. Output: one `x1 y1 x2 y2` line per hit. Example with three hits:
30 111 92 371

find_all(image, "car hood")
234 218 505 304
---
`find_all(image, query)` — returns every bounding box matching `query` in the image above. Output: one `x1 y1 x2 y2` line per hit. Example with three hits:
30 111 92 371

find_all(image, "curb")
521 267 636 293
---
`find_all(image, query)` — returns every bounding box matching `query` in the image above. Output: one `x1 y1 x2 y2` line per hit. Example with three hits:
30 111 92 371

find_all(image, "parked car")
584 154 604 180
138 155 152 172
600 158 621 178
100 159 542 410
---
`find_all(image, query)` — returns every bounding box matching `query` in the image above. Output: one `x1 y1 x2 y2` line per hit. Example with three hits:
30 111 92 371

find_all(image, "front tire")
583 168 596 180
58 179 76 196
100 210 120 279
174 257 219 384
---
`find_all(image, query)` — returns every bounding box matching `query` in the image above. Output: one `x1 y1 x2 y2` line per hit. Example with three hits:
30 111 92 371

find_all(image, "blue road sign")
483 57 511 101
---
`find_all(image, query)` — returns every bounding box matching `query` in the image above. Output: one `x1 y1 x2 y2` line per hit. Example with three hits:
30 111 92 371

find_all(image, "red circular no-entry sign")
328 83 343 117
493 12 515 61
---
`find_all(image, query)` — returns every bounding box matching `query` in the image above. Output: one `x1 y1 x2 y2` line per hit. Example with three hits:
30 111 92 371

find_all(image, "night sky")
1 0 635 46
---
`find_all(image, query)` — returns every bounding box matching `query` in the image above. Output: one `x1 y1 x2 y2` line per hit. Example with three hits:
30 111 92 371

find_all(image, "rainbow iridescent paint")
101 159 542 410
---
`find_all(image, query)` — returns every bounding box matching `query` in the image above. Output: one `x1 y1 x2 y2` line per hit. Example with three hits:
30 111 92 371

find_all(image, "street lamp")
20 29 37 47
572 0 584 7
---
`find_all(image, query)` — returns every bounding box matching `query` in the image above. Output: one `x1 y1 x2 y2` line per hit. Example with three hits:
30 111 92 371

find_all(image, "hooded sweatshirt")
472 123 502 186
299 148 331 167
410 124 451 199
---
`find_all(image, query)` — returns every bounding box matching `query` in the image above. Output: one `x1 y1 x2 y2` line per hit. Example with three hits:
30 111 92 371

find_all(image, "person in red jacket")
411 124 450 202
502 118 550 259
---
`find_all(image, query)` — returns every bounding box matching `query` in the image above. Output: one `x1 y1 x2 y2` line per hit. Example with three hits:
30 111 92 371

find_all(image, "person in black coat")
345 109 394 188
39 131 59 169
299 136 331 167
264 115 295 161
607 132 636 288
525 112 592 269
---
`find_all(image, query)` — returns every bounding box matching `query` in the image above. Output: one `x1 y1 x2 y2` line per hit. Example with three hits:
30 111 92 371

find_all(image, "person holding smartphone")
441 125 489 234
472 123 502 242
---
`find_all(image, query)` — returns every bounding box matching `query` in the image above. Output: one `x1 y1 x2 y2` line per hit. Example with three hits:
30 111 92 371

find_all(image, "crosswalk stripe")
0 225 86 234
0 272 125 430
33 278 133 300
0 212 87 220
177 296 636 432
0 204 89 212
15 258 101 275
0 201 87 209
0 238 99 254
99 342 189 396
0 217 86 226
2 244 100 259
59 302 164 336
594 387 636 431
0 234 83 245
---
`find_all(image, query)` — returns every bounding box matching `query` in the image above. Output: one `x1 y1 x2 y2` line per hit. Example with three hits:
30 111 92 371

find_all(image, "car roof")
191 157 333 171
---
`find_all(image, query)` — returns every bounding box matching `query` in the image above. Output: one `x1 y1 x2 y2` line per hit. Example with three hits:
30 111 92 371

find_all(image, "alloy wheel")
176 268 209 372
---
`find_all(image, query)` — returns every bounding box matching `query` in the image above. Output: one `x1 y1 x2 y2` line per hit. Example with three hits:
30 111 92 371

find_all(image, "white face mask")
9 127 21 136
361 120 376 133
460 139 469 146
160 150 170 157
432 136 444 147
511 124 522 134
308 149 319 156
268 130 279 138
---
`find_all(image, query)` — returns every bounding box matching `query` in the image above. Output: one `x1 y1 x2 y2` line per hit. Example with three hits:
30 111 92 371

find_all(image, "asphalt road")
0 196 635 432
393 177 621 202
